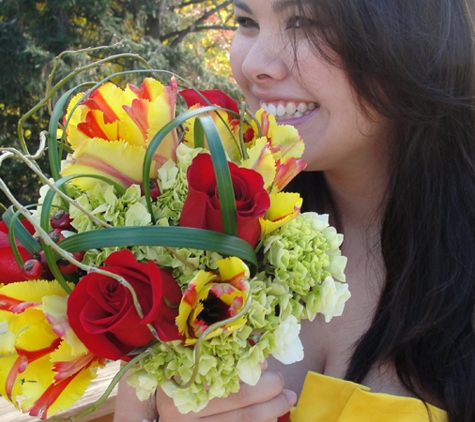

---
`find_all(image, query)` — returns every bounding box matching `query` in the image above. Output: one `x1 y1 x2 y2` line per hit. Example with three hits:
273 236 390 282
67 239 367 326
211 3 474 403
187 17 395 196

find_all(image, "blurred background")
0 0 239 207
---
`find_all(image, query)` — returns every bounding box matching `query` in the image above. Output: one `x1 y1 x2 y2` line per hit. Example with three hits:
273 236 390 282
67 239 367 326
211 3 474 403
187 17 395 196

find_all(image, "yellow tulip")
246 110 306 192
260 192 303 237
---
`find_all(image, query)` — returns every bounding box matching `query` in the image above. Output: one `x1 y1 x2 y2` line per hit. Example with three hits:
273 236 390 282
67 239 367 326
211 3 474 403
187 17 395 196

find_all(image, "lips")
260 101 318 120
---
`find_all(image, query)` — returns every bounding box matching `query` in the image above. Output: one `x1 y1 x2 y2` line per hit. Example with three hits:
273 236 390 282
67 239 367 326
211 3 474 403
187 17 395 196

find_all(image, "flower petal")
61 138 156 190
260 192 302 237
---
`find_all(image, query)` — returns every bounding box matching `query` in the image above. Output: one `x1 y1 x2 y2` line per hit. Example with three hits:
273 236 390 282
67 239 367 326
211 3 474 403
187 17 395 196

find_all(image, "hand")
155 363 297 422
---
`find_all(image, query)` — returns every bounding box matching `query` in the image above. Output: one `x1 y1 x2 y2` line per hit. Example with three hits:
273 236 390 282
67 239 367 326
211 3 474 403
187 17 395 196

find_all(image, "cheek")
230 40 245 82
230 37 256 97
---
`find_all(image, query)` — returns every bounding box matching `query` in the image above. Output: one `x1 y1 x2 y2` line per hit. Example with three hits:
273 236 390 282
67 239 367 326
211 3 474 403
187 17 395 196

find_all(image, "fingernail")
284 389 297 406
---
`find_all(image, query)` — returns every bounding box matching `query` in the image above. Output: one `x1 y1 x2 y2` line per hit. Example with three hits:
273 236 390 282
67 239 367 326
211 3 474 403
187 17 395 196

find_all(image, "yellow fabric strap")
290 372 447 422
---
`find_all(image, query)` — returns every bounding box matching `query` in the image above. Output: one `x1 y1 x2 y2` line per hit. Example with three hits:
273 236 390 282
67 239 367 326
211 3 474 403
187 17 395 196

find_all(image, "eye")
286 16 314 30
235 16 259 30
289 16 301 28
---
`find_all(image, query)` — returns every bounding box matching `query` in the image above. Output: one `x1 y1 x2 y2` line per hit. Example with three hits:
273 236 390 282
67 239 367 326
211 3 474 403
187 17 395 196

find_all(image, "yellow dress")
289 372 447 422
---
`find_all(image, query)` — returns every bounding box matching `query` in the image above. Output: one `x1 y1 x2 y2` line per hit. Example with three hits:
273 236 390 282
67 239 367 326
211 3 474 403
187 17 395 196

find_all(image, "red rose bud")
22 259 43 279
73 251 85 262
49 229 65 243
50 210 72 230
141 179 161 201
57 258 77 275
180 153 270 247
32 251 54 280
57 251 85 275
67 249 183 361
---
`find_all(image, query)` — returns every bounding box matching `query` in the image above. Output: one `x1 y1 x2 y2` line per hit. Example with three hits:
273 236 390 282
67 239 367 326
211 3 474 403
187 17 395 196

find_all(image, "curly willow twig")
0 142 112 229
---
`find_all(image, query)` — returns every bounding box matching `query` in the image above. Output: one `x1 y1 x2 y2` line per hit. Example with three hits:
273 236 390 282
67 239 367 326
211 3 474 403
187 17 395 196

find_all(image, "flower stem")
164 246 198 270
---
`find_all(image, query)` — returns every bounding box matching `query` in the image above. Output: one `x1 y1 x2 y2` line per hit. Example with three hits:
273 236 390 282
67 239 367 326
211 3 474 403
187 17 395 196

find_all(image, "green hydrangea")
261 212 349 322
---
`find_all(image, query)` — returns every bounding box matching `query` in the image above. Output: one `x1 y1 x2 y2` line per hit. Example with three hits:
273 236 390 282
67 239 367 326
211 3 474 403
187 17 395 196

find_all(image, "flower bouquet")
0 53 350 420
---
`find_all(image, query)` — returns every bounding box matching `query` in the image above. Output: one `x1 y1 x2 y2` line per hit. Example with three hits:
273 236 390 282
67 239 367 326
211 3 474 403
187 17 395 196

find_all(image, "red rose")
180 88 240 115
67 249 183 360
0 220 35 284
179 153 270 247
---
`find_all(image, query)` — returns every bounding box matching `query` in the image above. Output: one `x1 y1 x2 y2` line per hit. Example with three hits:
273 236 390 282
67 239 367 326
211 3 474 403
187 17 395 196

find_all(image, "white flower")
272 315 304 364
318 277 351 323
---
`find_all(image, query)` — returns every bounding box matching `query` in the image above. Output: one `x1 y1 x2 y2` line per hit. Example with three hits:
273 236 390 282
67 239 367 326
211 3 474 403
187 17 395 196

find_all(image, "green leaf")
195 115 237 236
193 117 205 149
48 83 93 181
142 105 223 220
2 206 41 255
58 226 257 275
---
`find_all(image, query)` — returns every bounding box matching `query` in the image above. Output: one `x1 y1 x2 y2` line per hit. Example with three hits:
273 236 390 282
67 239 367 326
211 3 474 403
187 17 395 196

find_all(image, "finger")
203 389 297 422
155 387 197 422
198 370 285 417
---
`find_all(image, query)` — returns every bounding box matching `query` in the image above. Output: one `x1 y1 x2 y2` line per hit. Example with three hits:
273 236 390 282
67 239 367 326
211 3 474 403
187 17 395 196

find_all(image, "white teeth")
260 101 317 119
297 102 307 113
286 102 297 115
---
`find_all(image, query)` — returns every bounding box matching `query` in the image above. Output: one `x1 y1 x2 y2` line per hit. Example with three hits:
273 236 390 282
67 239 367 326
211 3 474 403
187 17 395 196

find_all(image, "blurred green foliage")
0 0 241 209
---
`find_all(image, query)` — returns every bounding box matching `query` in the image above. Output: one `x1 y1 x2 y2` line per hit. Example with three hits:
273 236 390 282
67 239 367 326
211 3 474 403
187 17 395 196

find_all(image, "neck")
324 148 389 236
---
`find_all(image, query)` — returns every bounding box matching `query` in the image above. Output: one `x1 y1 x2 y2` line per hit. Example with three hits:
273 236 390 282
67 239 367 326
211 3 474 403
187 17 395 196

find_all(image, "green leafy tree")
0 0 238 209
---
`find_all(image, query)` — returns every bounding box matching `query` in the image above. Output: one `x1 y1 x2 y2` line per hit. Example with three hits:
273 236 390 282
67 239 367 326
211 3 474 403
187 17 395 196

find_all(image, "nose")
240 32 290 85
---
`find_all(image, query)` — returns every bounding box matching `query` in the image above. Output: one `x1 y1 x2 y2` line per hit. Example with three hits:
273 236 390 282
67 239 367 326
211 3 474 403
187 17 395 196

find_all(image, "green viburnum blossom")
261 212 350 322
153 144 204 225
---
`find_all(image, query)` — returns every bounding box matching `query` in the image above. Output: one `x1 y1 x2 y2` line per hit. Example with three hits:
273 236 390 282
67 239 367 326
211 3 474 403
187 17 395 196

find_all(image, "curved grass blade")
142 105 222 220
193 117 205 149
58 226 257 275
194 115 237 236
2 206 42 255
48 83 94 181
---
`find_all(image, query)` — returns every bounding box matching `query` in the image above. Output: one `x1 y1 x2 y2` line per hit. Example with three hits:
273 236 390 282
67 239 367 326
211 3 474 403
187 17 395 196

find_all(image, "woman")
114 0 475 420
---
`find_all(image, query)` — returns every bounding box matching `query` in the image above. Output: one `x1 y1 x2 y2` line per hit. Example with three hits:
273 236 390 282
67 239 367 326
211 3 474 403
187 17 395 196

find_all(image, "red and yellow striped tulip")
176 257 250 345
0 280 105 420
61 77 179 191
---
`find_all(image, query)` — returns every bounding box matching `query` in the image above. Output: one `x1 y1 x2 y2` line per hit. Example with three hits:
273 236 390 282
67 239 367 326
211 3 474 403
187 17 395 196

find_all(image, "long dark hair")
289 0 475 420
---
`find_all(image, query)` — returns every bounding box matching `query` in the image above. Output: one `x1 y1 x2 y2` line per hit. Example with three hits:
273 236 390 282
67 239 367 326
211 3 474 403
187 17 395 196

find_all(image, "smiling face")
230 0 390 173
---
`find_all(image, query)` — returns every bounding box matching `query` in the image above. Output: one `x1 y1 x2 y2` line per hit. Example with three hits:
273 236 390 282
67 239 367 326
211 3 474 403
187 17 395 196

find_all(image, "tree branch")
161 24 236 44
165 0 234 48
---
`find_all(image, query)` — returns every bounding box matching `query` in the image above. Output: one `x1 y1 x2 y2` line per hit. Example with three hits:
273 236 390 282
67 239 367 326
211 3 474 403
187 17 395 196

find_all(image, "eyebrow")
272 0 298 13
233 0 297 15
233 1 252 14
